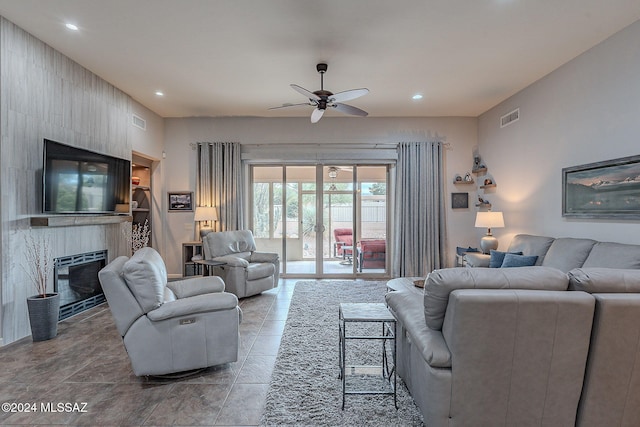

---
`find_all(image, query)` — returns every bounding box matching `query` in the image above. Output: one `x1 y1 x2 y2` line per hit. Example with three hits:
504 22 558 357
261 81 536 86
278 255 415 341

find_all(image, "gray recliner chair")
98 247 241 376
202 230 279 298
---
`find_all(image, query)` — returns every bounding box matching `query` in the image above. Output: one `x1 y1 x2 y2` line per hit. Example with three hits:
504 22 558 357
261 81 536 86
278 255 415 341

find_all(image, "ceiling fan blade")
268 102 311 110
332 103 368 117
311 108 325 123
330 88 369 103
291 84 320 101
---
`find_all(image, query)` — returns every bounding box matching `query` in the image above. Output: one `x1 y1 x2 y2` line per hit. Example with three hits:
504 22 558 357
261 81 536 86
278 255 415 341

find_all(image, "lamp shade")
194 206 218 222
474 211 504 229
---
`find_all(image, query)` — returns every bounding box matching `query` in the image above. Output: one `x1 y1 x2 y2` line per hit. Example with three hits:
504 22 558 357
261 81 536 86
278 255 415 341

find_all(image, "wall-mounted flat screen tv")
43 139 130 214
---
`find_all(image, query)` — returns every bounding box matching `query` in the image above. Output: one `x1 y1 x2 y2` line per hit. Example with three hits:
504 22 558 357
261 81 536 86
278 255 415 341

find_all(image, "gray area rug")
260 280 424 426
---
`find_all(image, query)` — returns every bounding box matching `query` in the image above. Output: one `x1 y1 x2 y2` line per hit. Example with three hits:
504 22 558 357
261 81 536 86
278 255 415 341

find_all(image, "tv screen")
43 139 130 214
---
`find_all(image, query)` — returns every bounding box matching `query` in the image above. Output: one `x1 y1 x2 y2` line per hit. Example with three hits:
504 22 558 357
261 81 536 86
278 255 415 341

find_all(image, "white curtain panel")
393 142 447 277
196 142 244 231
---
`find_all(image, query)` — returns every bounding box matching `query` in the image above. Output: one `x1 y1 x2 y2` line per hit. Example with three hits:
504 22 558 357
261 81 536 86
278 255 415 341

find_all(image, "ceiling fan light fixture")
412 94 423 100
271 63 369 123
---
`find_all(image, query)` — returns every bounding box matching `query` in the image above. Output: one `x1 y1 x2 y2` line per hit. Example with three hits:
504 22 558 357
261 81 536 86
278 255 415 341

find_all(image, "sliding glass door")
251 164 389 278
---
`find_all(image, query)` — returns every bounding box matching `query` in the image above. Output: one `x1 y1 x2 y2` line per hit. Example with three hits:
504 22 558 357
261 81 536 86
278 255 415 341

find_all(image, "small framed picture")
168 191 194 212
451 192 469 209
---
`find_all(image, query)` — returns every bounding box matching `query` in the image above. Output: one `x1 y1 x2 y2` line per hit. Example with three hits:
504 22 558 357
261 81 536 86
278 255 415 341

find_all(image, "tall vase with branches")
23 232 60 341
122 219 151 255
23 233 54 298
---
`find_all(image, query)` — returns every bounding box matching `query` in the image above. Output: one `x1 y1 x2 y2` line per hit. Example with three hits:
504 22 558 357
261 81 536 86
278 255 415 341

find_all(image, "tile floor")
0 279 297 426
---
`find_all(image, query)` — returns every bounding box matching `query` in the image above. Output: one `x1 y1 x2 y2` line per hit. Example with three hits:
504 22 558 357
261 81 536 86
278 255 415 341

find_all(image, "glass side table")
338 302 397 410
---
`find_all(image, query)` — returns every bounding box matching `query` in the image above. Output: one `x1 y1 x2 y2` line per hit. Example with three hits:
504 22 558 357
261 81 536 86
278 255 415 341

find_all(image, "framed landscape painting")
168 192 194 212
562 154 640 219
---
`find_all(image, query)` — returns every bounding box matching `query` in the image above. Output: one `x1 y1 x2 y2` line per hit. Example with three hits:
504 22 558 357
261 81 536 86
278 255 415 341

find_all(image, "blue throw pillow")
501 253 538 268
489 250 523 268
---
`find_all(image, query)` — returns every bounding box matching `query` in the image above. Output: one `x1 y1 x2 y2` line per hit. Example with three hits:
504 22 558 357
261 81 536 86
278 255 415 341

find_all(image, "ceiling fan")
270 63 369 123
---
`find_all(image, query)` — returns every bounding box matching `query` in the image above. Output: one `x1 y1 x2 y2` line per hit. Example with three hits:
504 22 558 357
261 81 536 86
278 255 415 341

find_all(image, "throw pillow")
501 253 538 268
489 250 523 268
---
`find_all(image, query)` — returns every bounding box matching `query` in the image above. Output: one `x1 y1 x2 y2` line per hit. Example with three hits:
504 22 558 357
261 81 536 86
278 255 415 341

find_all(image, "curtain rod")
241 142 452 152
190 142 450 150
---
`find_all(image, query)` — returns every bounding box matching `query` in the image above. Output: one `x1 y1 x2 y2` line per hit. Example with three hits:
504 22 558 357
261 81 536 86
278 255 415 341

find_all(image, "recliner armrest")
167 276 225 298
250 251 279 263
463 252 490 267
214 255 250 267
148 292 239 321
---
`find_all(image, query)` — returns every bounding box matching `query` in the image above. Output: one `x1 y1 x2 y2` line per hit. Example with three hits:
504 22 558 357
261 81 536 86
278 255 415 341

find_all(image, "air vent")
132 114 146 130
500 108 519 128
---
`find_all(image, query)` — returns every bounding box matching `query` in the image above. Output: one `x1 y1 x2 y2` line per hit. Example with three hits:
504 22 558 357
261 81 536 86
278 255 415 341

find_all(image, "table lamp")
475 211 504 254
194 206 218 239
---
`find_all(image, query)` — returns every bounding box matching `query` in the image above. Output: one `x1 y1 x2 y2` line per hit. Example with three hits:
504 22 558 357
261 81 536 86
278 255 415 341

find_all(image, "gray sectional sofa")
386 234 640 427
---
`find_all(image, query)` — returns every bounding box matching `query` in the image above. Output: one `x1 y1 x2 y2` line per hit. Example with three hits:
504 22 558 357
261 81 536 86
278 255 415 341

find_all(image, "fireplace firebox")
54 250 107 320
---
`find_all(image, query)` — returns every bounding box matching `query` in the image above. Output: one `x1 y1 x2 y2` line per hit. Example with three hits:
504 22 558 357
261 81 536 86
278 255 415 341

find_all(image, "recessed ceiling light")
65 23 79 31
155 91 164 97
412 94 423 100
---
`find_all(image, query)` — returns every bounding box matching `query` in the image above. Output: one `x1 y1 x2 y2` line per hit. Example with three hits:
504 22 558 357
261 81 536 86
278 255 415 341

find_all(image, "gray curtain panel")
393 141 447 277
196 142 244 231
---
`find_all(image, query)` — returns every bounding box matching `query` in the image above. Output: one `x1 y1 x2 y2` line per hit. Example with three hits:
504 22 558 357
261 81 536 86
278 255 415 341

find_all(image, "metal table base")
338 303 397 410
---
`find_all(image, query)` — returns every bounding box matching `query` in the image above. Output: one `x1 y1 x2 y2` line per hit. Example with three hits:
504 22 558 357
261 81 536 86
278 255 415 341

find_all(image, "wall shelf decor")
480 176 496 189
453 172 474 185
475 195 492 210
472 155 497 190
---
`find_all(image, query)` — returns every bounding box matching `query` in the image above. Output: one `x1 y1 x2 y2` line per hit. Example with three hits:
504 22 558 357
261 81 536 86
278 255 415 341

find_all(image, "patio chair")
333 228 354 262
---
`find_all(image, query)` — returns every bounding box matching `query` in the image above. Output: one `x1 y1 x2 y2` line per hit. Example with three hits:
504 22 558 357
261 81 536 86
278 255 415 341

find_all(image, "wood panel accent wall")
0 17 133 344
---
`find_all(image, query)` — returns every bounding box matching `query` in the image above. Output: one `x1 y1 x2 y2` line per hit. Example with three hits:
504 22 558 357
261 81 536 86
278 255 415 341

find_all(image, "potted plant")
23 232 59 342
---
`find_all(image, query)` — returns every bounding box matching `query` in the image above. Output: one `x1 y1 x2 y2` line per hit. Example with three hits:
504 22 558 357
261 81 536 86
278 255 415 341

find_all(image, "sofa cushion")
582 242 640 269
568 268 640 293
507 234 555 265
501 253 538 268
541 238 597 272
122 247 167 313
360 239 386 255
424 267 569 330
489 250 523 268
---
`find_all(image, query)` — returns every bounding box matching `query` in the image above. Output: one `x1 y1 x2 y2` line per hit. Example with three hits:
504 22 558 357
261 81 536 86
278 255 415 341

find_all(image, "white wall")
478 20 640 248
162 116 479 275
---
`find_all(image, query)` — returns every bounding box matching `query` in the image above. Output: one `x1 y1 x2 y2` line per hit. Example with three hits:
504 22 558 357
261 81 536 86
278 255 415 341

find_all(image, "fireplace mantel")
30 215 132 227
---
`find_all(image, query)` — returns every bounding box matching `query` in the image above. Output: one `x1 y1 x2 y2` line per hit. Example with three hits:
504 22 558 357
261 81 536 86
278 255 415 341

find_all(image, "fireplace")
54 250 107 320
